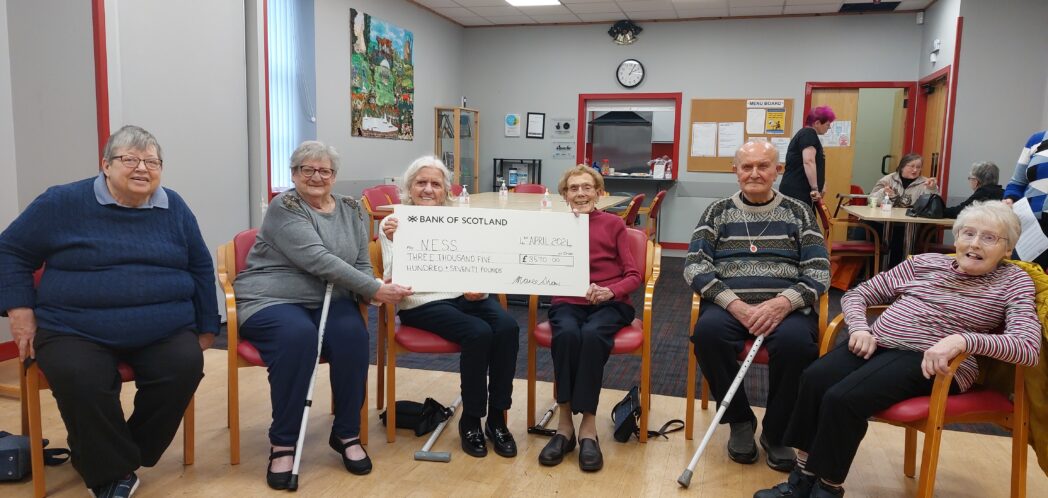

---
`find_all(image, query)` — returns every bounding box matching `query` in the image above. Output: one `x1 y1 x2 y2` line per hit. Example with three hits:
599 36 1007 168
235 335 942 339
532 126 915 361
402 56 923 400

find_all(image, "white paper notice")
691 122 717 157
746 108 766 134
717 122 745 157
1013 197 1048 261
391 205 590 296
771 137 790 163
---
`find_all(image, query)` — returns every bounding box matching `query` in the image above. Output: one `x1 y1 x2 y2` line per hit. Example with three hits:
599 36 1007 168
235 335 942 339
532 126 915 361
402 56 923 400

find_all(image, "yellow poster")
765 109 786 135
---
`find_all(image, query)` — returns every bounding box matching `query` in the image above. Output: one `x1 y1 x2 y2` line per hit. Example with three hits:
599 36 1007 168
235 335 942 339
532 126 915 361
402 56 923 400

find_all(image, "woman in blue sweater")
0 125 219 497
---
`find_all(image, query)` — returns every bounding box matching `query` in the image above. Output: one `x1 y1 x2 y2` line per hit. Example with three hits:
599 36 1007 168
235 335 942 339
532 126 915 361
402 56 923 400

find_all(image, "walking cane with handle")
678 334 766 488
287 282 334 491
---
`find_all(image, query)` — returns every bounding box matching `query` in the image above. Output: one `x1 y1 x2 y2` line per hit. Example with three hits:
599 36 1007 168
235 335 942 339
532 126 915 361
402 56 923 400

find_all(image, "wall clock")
616 59 644 88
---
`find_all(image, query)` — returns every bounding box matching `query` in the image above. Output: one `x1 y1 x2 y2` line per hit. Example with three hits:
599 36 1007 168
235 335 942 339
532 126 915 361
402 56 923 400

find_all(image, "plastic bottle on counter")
459 186 470 206
498 180 509 199
880 194 892 213
540 189 553 210
600 159 610 175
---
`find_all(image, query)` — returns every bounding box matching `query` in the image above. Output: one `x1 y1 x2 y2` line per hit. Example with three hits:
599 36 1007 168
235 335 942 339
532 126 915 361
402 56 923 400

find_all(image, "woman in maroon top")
537 165 642 472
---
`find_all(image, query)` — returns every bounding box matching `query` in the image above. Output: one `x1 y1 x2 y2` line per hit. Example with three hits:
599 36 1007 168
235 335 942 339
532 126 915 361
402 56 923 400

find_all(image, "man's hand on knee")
747 297 792 336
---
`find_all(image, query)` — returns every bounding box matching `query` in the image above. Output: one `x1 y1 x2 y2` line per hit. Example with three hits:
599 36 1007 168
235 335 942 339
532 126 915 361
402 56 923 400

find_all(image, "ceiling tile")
616 0 676 10
436 7 478 17
527 14 585 22
625 9 680 19
452 0 508 7
728 0 784 7
566 3 626 14
576 11 629 21
783 3 840 14
412 0 460 8
729 5 785 15
674 6 730 16
467 6 524 16
484 14 539 23
456 16 495 25
517 5 574 15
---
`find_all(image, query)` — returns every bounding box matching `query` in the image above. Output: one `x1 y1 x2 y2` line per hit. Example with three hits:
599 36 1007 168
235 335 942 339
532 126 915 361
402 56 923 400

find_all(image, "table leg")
903 222 916 258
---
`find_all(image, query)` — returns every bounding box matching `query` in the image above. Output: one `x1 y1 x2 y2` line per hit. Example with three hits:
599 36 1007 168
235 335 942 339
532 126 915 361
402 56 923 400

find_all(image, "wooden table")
377 192 630 213
842 204 955 263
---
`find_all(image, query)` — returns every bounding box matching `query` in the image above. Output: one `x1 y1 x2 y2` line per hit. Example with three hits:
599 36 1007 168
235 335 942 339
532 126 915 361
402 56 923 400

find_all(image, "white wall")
919 0 960 78
948 0 1048 198
463 15 922 245
313 0 465 197
0 0 16 341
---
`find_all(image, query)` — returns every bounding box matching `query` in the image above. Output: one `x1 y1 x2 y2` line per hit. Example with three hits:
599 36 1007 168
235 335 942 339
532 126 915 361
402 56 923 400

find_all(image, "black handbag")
0 431 69 481
379 398 453 437
610 386 684 442
906 193 946 219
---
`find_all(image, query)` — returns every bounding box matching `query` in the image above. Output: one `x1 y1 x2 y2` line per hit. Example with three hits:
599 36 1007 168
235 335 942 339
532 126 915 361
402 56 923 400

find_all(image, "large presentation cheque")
391 205 589 296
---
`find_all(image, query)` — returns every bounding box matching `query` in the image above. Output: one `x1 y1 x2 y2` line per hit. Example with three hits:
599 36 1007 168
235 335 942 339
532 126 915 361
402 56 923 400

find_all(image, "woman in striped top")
756 200 1041 498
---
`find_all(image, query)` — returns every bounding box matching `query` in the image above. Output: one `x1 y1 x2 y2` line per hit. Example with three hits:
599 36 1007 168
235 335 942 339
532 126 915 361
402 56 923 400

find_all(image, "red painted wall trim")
576 92 683 179
90 0 109 163
660 242 689 251
938 16 963 201
914 64 953 199
803 81 918 154
263 1 274 200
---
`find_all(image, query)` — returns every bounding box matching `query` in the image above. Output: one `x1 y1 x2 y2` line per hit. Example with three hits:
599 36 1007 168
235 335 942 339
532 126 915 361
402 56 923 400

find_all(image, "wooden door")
810 88 859 240
919 77 948 178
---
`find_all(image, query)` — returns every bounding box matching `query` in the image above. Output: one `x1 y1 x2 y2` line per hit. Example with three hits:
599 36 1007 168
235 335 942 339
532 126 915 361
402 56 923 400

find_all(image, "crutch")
414 396 463 462
527 401 559 436
678 334 766 488
287 282 334 491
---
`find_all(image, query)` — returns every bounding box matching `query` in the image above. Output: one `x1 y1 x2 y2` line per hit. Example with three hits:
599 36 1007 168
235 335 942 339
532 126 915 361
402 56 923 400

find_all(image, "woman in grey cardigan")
235 141 412 489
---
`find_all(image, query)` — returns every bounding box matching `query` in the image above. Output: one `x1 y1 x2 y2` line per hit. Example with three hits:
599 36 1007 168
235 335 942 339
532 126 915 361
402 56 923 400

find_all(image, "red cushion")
395 325 462 354
237 339 329 368
233 229 259 274
831 241 877 253
533 318 644 354
738 339 770 363
36 362 135 387
874 388 1014 423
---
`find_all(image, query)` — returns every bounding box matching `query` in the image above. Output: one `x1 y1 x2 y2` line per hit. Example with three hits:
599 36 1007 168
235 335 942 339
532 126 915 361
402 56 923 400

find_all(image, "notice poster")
691 122 717 157
717 122 745 157
765 109 786 135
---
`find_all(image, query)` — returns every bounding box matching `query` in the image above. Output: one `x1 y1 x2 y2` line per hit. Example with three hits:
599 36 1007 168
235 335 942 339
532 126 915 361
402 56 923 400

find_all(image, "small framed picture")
526 112 545 139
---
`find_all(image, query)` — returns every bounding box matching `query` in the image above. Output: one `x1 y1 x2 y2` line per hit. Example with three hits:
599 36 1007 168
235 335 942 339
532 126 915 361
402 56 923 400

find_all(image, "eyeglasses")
567 184 596 193
112 155 162 171
296 165 335 179
967 176 978 181
957 227 1008 246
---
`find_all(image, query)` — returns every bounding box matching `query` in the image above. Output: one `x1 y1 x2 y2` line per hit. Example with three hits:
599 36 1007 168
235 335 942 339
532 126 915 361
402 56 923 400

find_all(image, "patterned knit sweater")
1004 129 1048 206
841 253 1041 392
683 191 829 310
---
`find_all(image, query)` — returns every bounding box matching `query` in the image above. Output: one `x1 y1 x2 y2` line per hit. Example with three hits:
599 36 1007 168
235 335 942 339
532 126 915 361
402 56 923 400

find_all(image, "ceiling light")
506 0 561 6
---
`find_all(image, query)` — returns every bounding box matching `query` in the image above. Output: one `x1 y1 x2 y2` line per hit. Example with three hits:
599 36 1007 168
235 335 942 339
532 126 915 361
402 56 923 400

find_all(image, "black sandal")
328 432 372 475
267 448 295 490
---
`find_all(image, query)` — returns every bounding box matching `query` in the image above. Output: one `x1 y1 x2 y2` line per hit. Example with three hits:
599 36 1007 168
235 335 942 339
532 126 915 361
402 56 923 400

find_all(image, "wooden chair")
218 228 368 465
22 357 194 498
0 340 20 400
815 198 882 277
684 292 829 439
820 307 1030 498
512 183 546 194
526 228 660 441
360 185 400 240
636 190 667 241
618 193 646 227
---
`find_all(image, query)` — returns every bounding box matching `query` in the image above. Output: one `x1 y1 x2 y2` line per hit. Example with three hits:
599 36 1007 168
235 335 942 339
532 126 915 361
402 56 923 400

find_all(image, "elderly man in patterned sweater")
684 140 830 473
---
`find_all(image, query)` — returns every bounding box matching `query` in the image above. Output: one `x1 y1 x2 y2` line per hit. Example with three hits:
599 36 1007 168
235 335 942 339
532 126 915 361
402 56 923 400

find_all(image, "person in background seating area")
779 105 835 210
943 161 1002 218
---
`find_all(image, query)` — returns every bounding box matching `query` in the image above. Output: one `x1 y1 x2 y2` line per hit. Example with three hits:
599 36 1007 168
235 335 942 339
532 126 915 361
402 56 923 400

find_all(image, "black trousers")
398 296 519 418
33 328 203 488
783 344 959 483
547 301 635 415
691 302 817 444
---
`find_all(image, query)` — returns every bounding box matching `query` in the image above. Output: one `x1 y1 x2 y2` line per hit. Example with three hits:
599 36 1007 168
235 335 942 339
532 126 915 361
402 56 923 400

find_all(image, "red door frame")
912 17 963 200
576 92 683 179
90 0 110 163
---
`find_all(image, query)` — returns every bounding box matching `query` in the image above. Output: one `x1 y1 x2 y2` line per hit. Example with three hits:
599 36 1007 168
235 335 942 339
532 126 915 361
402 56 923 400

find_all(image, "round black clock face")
616 59 644 88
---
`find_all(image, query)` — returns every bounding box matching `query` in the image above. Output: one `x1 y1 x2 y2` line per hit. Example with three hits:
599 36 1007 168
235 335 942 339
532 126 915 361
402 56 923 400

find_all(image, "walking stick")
287 282 334 491
678 334 766 488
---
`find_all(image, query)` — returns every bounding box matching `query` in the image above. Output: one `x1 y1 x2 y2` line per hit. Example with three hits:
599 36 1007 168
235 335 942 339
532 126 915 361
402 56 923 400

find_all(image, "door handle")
881 155 892 175
931 152 939 178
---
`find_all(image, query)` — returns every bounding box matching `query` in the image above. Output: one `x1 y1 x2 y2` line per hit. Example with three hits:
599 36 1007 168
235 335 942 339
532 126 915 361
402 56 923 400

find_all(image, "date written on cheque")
519 254 574 266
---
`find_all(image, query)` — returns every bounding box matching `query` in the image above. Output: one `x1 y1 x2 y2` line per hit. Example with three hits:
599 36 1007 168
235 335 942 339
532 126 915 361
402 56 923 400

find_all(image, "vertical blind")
267 0 316 192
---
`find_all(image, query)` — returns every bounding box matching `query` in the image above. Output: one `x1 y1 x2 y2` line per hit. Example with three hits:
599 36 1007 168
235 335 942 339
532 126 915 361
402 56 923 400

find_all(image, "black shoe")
267 449 294 490
810 480 845 497
753 467 816 497
328 432 373 475
484 420 517 458
760 434 797 472
94 472 140 498
728 419 759 464
459 418 488 457
538 433 576 466
578 437 603 472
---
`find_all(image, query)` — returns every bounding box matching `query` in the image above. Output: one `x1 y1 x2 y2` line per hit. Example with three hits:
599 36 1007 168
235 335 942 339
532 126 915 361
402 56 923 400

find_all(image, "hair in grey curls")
969 161 999 187
103 125 163 161
400 155 453 206
290 141 340 172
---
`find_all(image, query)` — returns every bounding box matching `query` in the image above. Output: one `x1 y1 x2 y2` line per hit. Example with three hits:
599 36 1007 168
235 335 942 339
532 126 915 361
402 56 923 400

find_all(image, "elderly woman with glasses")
235 141 413 489
0 125 218 496
943 161 1003 218
379 156 520 459
755 200 1041 498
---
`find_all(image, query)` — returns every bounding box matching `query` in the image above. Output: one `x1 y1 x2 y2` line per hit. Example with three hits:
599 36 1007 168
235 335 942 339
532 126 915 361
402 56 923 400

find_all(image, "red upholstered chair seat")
532 318 645 354
738 339 770 364
831 241 878 253
875 388 1014 423
236 340 331 368
393 322 462 354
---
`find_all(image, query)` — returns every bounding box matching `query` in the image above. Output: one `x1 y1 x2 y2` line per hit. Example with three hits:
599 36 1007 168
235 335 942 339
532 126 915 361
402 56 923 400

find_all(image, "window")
267 0 316 193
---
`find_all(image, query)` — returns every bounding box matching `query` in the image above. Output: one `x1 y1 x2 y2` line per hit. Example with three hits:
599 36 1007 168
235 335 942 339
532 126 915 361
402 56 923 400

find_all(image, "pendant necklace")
743 214 772 253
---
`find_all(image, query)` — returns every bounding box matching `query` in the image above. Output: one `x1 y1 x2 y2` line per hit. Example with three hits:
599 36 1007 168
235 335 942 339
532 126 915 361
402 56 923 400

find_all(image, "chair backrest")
450 184 463 196
850 184 868 206
361 185 400 213
813 199 832 239
513 183 546 194
623 193 646 226
624 227 654 282
647 190 667 221
231 228 259 281
368 239 384 279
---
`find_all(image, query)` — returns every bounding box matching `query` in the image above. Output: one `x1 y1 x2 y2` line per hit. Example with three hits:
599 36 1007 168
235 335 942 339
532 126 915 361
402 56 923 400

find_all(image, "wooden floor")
0 350 1044 497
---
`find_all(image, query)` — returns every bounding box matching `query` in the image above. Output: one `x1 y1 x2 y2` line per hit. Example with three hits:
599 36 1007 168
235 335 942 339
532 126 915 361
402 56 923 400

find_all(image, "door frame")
803 81 918 154
912 17 964 200
576 92 683 179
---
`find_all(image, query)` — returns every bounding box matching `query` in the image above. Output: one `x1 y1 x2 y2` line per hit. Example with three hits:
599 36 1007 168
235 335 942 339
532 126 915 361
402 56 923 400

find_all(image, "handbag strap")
641 419 685 440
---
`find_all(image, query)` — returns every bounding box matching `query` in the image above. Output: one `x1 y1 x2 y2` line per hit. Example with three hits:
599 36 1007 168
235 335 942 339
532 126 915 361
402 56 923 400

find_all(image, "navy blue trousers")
548 301 635 415
398 296 519 418
691 302 818 444
240 299 368 446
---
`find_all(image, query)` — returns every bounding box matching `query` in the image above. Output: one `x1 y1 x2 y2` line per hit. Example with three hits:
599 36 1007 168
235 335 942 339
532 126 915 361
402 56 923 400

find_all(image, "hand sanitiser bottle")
540 189 553 210
459 186 470 206
499 180 509 200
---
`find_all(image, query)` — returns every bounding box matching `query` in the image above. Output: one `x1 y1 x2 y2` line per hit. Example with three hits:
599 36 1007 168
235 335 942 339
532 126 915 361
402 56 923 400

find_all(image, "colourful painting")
350 9 414 140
